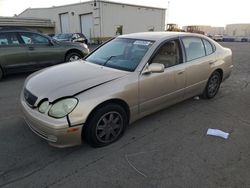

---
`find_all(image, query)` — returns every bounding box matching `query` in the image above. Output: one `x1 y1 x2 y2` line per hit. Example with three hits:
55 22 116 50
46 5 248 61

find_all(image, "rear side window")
182 37 206 61
0 33 19 45
202 39 214 55
20 32 49 44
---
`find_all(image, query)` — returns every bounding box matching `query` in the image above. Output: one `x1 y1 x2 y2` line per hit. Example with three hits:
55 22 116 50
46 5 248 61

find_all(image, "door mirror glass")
143 63 164 74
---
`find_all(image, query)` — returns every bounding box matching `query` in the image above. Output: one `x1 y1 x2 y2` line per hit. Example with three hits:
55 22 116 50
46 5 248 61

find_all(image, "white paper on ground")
207 128 229 139
193 96 200 100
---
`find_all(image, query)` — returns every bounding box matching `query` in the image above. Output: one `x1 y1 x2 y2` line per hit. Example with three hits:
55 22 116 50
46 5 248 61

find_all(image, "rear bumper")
21 97 83 148
223 64 233 81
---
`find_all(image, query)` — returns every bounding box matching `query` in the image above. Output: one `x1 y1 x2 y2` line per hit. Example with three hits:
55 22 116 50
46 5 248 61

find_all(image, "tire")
83 104 128 147
0 67 3 81
65 52 82 62
202 71 222 99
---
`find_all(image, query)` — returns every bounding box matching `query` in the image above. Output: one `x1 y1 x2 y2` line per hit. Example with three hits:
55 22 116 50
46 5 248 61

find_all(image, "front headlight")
80 43 88 49
38 100 50 113
48 98 78 118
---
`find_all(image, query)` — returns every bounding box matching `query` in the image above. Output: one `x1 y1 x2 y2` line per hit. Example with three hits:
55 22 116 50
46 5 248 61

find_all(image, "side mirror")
143 63 164 74
48 39 54 46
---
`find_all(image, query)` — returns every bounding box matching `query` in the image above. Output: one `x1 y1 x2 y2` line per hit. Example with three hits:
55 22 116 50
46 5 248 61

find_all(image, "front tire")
203 71 222 99
83 104 128 147
65 52 82 62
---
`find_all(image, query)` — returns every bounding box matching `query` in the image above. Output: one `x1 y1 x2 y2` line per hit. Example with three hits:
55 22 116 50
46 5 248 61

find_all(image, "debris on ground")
207 128 229 139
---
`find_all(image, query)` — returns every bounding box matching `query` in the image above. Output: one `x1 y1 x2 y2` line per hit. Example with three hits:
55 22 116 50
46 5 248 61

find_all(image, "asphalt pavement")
0 42 250 188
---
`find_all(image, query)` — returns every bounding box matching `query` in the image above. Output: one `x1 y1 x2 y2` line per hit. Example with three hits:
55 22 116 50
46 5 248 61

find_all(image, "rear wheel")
203 71 222 99
84 104 128 147
65 52 82 62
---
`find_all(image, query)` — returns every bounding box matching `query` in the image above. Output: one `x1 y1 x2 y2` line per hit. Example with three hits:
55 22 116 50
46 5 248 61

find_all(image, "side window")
151 40 181 68
182 37 206 61
0 34 8 45
0 33 19 45
202 39 214 55
72 33 78 39
20 32 49 45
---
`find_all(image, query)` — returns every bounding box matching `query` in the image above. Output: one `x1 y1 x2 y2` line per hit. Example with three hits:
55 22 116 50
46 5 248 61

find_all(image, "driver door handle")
28 46 34 51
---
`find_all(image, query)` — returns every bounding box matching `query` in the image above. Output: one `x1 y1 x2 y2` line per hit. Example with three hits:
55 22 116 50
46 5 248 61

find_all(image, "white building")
182 25 225 36
18 0 166 43
225 24 250 37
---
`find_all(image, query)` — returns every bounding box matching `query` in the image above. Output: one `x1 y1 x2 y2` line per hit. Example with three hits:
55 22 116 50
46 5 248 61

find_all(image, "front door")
18 32 63 69
139 39 186 115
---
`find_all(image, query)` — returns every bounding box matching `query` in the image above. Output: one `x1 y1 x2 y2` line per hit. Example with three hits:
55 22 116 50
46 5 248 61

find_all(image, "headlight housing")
38 100 50 113
48 98 78 118
80 43 88 49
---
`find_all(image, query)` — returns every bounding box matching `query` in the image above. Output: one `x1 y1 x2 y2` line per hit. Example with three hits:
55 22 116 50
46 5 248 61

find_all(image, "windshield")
86 38 154 72
54 33 72 40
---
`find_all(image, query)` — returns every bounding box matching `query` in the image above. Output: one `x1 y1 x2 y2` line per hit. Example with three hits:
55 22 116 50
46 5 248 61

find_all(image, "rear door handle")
178 70 185 75
28 46 34 51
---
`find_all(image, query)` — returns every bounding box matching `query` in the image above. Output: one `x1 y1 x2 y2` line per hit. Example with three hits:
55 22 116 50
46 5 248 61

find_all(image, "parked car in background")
0 29 89 80
21 32 233 148
54 33 88 44
212 35 223 42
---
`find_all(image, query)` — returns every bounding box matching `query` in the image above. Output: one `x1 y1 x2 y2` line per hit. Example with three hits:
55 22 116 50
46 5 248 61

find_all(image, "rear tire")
0 67 3 81
83 104 128 147
65 52 82 62
202 71 222 99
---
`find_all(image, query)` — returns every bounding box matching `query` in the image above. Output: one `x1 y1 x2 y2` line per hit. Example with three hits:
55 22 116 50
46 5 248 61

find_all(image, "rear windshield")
86 38 154 72
54 33 72 39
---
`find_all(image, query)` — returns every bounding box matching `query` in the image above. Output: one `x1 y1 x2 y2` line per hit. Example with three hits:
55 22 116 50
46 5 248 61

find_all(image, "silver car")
20 32 233 148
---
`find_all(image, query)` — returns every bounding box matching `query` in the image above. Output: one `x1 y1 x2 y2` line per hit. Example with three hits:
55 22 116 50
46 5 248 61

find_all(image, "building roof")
0 17 55 28
19 0 165 16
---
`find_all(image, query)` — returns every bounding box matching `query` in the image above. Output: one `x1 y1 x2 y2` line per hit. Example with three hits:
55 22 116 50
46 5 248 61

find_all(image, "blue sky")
0 0 249 27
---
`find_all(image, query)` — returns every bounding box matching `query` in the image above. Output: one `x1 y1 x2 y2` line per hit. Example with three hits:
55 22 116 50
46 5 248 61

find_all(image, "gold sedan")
20 32 233 148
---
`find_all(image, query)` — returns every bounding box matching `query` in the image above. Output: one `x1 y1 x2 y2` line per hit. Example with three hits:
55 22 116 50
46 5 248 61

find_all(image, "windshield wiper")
103 55 117 66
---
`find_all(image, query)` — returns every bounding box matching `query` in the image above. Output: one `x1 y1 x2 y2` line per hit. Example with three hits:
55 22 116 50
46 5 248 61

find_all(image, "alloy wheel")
95 111 123 144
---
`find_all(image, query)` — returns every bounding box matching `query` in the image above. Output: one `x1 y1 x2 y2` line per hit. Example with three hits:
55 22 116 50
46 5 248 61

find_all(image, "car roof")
118 32 205 41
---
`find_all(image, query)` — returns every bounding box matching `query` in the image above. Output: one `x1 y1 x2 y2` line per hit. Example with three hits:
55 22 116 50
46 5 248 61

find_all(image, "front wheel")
202 71 222 99
65 52 82 62
83 104 128 147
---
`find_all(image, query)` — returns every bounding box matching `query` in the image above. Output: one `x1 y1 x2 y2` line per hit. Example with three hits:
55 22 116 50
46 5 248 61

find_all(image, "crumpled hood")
25 60 129 103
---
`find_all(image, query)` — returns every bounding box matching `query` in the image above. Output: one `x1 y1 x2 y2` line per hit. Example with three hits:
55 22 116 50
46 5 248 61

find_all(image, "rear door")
139 39 186 115
181 37 216 98
0 32 31 73
18 32 64 69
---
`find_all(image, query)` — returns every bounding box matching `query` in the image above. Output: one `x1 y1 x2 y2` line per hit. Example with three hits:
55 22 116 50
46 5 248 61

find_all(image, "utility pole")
167 1 170 24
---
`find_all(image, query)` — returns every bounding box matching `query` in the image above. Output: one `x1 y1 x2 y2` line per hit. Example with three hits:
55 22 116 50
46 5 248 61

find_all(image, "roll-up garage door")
60 13 70 33
80 14 93 42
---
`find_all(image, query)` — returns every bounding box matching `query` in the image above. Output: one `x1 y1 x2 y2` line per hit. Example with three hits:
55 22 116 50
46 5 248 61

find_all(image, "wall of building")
225 24 250 37
100 2 165 37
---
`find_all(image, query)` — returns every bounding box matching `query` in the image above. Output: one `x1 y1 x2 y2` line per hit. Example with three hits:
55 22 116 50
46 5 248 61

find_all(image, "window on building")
115 25 123 36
